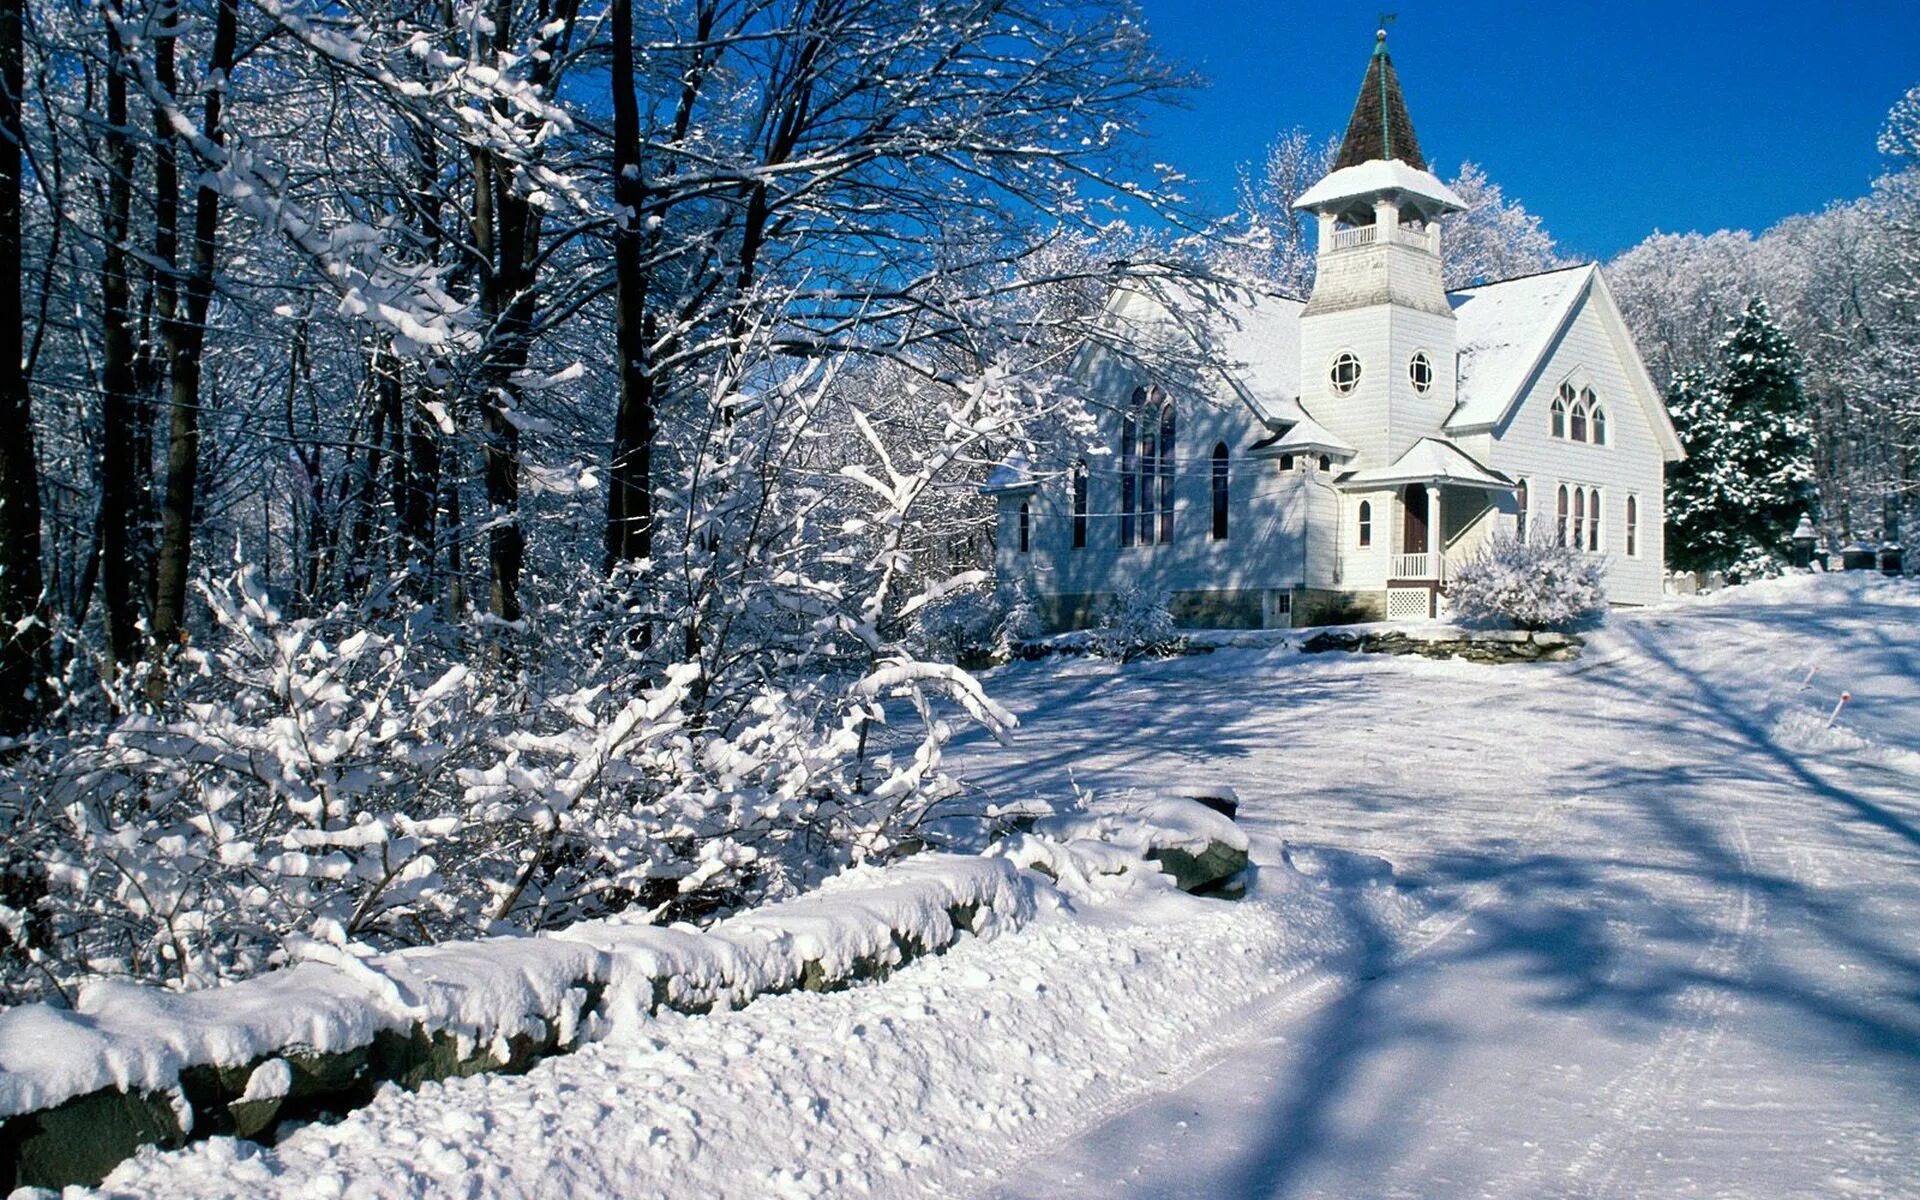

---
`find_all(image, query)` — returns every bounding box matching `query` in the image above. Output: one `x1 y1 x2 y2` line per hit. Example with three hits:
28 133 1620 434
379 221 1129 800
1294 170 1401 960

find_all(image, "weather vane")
1378 11 1398 33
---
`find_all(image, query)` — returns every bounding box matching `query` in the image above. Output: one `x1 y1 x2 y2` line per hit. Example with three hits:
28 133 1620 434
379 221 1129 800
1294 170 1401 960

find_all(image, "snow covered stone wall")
0 798 1249 1190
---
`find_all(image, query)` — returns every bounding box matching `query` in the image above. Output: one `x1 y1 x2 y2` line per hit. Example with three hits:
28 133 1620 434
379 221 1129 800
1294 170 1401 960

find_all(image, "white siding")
1479 293 1668 605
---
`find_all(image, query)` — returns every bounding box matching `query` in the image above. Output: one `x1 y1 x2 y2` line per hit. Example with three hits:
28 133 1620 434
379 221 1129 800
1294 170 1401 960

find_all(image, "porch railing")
1392 552 1447 581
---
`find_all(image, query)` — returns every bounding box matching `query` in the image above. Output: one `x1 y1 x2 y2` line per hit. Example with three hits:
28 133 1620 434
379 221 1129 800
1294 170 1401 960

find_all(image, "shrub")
994 580 1045 661
1446 535 1607 631
1093 584 1181 661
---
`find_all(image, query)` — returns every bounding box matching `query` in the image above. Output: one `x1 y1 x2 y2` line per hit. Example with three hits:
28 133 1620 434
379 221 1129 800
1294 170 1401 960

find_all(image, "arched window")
1515 478 1530 543
1556 484 1570 545
1591 403 1608 446
1626 494 1639 557
1551 386 1570 438
1317 454 1332 472
1278 453 1295 471
1358 500 1374 548
1119 386 1173 546
1071 462 1088 549
1587 487 1602 552
1157 398 1176 543
1119 393 1140 547
1210 443 1229 541
1018 500 1030 554
1572 487 1586 549
1570 398 1589 442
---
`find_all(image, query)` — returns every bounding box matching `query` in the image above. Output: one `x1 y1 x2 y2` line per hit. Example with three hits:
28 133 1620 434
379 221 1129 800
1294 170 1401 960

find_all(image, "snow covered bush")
1093 585 1182 661
1446 535 1608 631
995 580 1045 661
910 584 1001 666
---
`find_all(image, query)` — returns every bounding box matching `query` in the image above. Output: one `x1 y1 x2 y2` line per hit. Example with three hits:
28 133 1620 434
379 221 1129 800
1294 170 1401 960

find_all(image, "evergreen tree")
1665 299 1819 577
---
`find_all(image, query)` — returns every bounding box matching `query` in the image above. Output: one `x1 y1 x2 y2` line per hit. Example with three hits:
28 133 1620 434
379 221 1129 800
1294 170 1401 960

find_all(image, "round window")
1409 351 1433 394
1330 352 1362 396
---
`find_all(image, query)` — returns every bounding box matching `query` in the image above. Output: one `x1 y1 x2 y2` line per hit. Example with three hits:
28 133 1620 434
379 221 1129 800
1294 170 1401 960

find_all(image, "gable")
1084 278 1306 428
1447 265 1681 461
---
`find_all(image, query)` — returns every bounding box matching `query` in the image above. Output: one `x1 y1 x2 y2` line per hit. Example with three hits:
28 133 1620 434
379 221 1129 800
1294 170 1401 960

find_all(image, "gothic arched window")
1587 487 1602 552
1018 500 1031 554
1626 494 1639 557
1119 387 1174 546
1211 443 1229 541
1556 484 1570 545
1515 478 1529 543
1570 398 1589 442
1589 396 1608 446
1071 462 1088 549
1551 387 1569 438
1358 500 1373 547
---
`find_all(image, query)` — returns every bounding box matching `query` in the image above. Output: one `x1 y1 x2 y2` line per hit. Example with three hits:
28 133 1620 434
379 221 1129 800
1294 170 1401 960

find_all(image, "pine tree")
1665 299 1819 577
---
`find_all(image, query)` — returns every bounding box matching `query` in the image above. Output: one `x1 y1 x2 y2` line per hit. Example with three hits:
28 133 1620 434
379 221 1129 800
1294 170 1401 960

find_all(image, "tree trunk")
99 12 145 672
0 0 45 733
150 0 238 650
603 0 653 573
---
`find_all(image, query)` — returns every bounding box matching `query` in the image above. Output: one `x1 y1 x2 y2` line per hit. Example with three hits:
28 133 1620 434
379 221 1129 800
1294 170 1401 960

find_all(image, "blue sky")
1133 0 1920 260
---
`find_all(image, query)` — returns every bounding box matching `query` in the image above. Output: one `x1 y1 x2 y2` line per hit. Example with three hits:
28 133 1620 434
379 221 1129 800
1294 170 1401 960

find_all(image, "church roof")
1292 158 1464 215
1100 276 1306 427
1333 31 1425 172
1447 265 1595 432
1337 437 1514 491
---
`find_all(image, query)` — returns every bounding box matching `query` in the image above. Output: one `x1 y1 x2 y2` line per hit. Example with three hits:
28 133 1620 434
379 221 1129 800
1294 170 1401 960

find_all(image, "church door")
1401 484 1429 554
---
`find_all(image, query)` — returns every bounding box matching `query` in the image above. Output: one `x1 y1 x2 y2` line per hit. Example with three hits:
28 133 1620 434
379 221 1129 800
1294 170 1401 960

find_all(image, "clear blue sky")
1134 0 1920 260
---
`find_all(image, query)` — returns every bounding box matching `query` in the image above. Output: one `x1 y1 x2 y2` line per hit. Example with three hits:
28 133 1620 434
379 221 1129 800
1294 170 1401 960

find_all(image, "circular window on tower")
1329 352 1362 396
1409 351 1434 394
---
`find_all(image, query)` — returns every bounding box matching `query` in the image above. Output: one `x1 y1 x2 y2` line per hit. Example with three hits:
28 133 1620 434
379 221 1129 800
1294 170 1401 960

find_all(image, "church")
986 30 1683 629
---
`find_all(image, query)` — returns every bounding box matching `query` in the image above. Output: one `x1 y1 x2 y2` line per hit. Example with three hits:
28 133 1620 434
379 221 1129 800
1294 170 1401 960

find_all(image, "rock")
1032 795 1250 896
4 1086 186 1190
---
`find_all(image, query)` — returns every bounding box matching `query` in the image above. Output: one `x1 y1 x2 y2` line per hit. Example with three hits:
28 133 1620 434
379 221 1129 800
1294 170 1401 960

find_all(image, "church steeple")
1333 29 1426 171
1291 29 1465 468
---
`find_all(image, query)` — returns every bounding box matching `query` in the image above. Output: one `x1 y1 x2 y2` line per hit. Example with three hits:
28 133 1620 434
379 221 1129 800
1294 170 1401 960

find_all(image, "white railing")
1327 223 1439 254
1392 552 1447 580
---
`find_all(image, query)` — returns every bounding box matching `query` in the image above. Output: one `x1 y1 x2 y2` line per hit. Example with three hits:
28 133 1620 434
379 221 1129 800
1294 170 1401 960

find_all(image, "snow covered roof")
1249 414 1355 458
1292 159 1464 216
980 448 1035 494
1336 437 1514 491
1446 265 1594 433
1446 264 1683 459
1103 277 1305 427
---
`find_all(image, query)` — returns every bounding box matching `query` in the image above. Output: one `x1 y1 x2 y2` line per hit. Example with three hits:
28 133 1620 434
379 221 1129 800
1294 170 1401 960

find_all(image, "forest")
0 0 1915 1008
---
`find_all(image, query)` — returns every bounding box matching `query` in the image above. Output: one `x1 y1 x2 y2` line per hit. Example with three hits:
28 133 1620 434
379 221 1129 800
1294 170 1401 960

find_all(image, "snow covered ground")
66 573 1920 1199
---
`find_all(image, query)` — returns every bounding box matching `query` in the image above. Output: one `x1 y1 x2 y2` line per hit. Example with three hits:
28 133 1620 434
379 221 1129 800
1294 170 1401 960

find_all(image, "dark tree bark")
602 0 651 572
0 0 46 733
98 9 146 672
150 0 239 650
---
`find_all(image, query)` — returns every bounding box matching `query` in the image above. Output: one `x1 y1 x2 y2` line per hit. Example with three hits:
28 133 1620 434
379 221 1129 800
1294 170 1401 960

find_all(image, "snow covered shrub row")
0 567 1013 1007
1446 535 1608 631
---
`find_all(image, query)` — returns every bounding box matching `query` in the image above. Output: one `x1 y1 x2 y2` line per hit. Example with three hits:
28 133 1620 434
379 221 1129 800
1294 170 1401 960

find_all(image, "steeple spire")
1332 28 1426 172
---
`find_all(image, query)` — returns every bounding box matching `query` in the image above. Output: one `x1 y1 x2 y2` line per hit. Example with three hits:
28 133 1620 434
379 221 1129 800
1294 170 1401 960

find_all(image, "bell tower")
1293 30 1464 467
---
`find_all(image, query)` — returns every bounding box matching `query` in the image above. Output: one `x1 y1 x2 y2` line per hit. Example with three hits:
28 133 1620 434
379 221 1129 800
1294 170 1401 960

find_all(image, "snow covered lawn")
65 574 1920 1199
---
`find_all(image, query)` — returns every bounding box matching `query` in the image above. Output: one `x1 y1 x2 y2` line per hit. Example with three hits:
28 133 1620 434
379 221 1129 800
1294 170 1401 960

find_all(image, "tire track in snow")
1556 814 1761 1199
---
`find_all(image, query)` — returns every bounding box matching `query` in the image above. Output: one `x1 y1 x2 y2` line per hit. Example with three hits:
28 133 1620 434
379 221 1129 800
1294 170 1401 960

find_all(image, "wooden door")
1402 484 1428 554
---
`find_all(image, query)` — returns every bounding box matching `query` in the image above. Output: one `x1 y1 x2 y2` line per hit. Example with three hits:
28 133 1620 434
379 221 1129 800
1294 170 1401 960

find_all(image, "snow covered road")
958 575 1920 1199
69 575 1920 1199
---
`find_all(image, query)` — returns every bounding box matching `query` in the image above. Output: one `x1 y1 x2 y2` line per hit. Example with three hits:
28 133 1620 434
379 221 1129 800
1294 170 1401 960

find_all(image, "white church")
988 31 1682 629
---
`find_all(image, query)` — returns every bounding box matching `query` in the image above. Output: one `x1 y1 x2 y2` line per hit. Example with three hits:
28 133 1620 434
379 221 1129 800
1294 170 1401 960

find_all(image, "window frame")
1409 350 1434 395
1330 351 1363 396
1625 493 1639 557
1017 500 1031 555
1515 478 1529 543
1358 500 1373 548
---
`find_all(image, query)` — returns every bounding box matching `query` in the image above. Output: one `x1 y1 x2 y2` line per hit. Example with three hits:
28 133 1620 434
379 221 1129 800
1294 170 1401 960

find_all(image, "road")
952 577 1920 1199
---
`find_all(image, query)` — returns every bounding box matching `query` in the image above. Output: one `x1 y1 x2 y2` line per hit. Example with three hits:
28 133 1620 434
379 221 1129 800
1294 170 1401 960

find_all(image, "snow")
1292 159 1466 214
1447 263 1592 432
1336 435 1513 489
48 573 1920 1199
1105 279 1305 426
